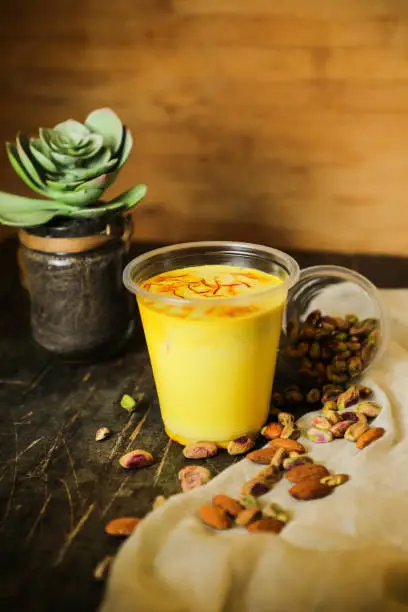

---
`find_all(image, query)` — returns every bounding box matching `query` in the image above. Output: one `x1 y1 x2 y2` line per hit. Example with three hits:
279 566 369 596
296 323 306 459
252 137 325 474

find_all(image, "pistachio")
236 508 262 527
227 435 255 456
240 466 281 498
310 415 331 430
270 447 287 469
331 419 356 438
178 465 212 492
337 385 359 410
339 411 359 422
305 309 322 325
278 412 295 427
368 328 379 345
347 342 361 352
281 423 298 439
94 555 115 581
261 422 283 440
332 358 347 373
349 318 377 337
322 400 339 413
153 495 167 510
344 421 369 442
306 388 321 404
240 494 261 509
325 410 342 425
346 314 358 325
357 385 373 399
263 502 291 523
307 427 333 443
348 356 362 377
120 394 137 412
361 343 375 364
283 454 313 471
284 387 303 404
95 426 112 442
331 372 349 384
333 317 350 331
355 401 382 418
183 441 218 459
356 412 368 426
320 474 349 487
119 449 153 469
299 325 316 340
335 332 348 341
309 342 320 360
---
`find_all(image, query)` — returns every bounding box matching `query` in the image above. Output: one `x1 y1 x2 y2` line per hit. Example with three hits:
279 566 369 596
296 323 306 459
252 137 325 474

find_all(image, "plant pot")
18 213 135 361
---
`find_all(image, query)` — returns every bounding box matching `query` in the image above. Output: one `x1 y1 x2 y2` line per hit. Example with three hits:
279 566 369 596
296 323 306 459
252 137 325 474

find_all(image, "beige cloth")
101 290 408 612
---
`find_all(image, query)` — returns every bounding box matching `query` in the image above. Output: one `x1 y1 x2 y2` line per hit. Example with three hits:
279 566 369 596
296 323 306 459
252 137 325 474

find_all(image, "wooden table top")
0 237 407 612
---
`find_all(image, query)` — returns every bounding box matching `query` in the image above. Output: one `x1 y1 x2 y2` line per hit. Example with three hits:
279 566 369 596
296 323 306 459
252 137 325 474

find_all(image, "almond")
285 463 329 483
356 427 385 449
261 422 283 440
289 478 332 501
212 494 243 518
268 438 305 453
199 504 231 530
105 517 141 536
247 517 285 533
246 447 277 464
235 508 262 527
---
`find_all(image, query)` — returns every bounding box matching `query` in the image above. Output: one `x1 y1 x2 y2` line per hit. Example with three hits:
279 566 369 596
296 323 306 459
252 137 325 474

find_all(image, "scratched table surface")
0 238 407 612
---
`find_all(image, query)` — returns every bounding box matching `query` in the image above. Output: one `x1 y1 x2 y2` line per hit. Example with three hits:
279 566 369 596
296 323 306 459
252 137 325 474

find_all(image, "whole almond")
213 494 243 518
261 422 283 440
285 463 329 484
199 504 231 530
289 478 332 501
105 517 141 536
236 508 262 527
269 438 305 453
247 517 285 533
183 441 218 459
356 427 385 449
246 447 277 464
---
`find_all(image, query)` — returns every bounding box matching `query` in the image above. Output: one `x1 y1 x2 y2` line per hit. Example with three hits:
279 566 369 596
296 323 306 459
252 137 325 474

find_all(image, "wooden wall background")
1 0 408 254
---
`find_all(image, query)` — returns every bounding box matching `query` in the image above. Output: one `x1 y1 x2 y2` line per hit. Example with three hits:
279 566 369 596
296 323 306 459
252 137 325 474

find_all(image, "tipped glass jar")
279 265 389 388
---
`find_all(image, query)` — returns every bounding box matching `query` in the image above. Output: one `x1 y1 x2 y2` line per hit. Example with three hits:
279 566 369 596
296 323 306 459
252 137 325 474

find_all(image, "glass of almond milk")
123 242 299 447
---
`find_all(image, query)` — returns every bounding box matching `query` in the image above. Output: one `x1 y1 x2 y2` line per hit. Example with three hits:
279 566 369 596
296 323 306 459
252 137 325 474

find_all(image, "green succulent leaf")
6 143 48 196
46 187 104 206
29 139 58 172
71 184 147 217
116 128 133 170
62 156 117 181
85 108 123 153
0 209 57 226
54 119 91 140
16 133 47 187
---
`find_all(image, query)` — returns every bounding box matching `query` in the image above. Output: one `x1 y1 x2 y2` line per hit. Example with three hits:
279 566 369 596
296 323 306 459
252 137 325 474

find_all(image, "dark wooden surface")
0 237 407 612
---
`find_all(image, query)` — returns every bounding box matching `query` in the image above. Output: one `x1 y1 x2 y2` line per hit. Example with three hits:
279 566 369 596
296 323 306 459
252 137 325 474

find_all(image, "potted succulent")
0 108 147 360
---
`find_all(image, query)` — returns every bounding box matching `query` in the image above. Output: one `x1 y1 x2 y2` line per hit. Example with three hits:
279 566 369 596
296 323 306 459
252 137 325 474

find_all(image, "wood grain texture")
1 0 408 254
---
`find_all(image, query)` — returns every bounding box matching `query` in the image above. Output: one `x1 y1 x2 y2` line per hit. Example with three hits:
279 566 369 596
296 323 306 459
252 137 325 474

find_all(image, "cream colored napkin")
101 290 408 612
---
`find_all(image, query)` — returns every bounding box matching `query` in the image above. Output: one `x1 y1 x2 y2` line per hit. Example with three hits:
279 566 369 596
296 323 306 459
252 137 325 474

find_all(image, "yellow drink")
137 264 286 446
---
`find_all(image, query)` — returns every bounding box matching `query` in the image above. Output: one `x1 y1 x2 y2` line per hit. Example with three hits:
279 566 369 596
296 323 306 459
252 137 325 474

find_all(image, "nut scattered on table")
105 517 141 536
285 463 330 484
227 435 255 456
183 441 218 459
95 426 111 442
236 508 262 527
120 394 137 412
246 447 278 465
268 438 305 453
213 494 243 518
261 422 283 440
94 555 115 581
289 478 333 501
119 449 153 469
247 517 285 533
178 465 212 492
356 427 385 449
320 474 349 487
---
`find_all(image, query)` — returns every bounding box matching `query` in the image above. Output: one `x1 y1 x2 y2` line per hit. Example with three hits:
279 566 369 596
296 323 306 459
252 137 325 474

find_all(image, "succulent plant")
0 108 147 227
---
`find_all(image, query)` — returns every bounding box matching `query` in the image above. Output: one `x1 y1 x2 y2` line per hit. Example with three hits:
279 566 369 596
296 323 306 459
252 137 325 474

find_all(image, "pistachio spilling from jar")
285 311 380 386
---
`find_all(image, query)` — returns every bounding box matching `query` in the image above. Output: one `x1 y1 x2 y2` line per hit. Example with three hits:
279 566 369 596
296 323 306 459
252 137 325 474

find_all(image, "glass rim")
123 240 300 307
